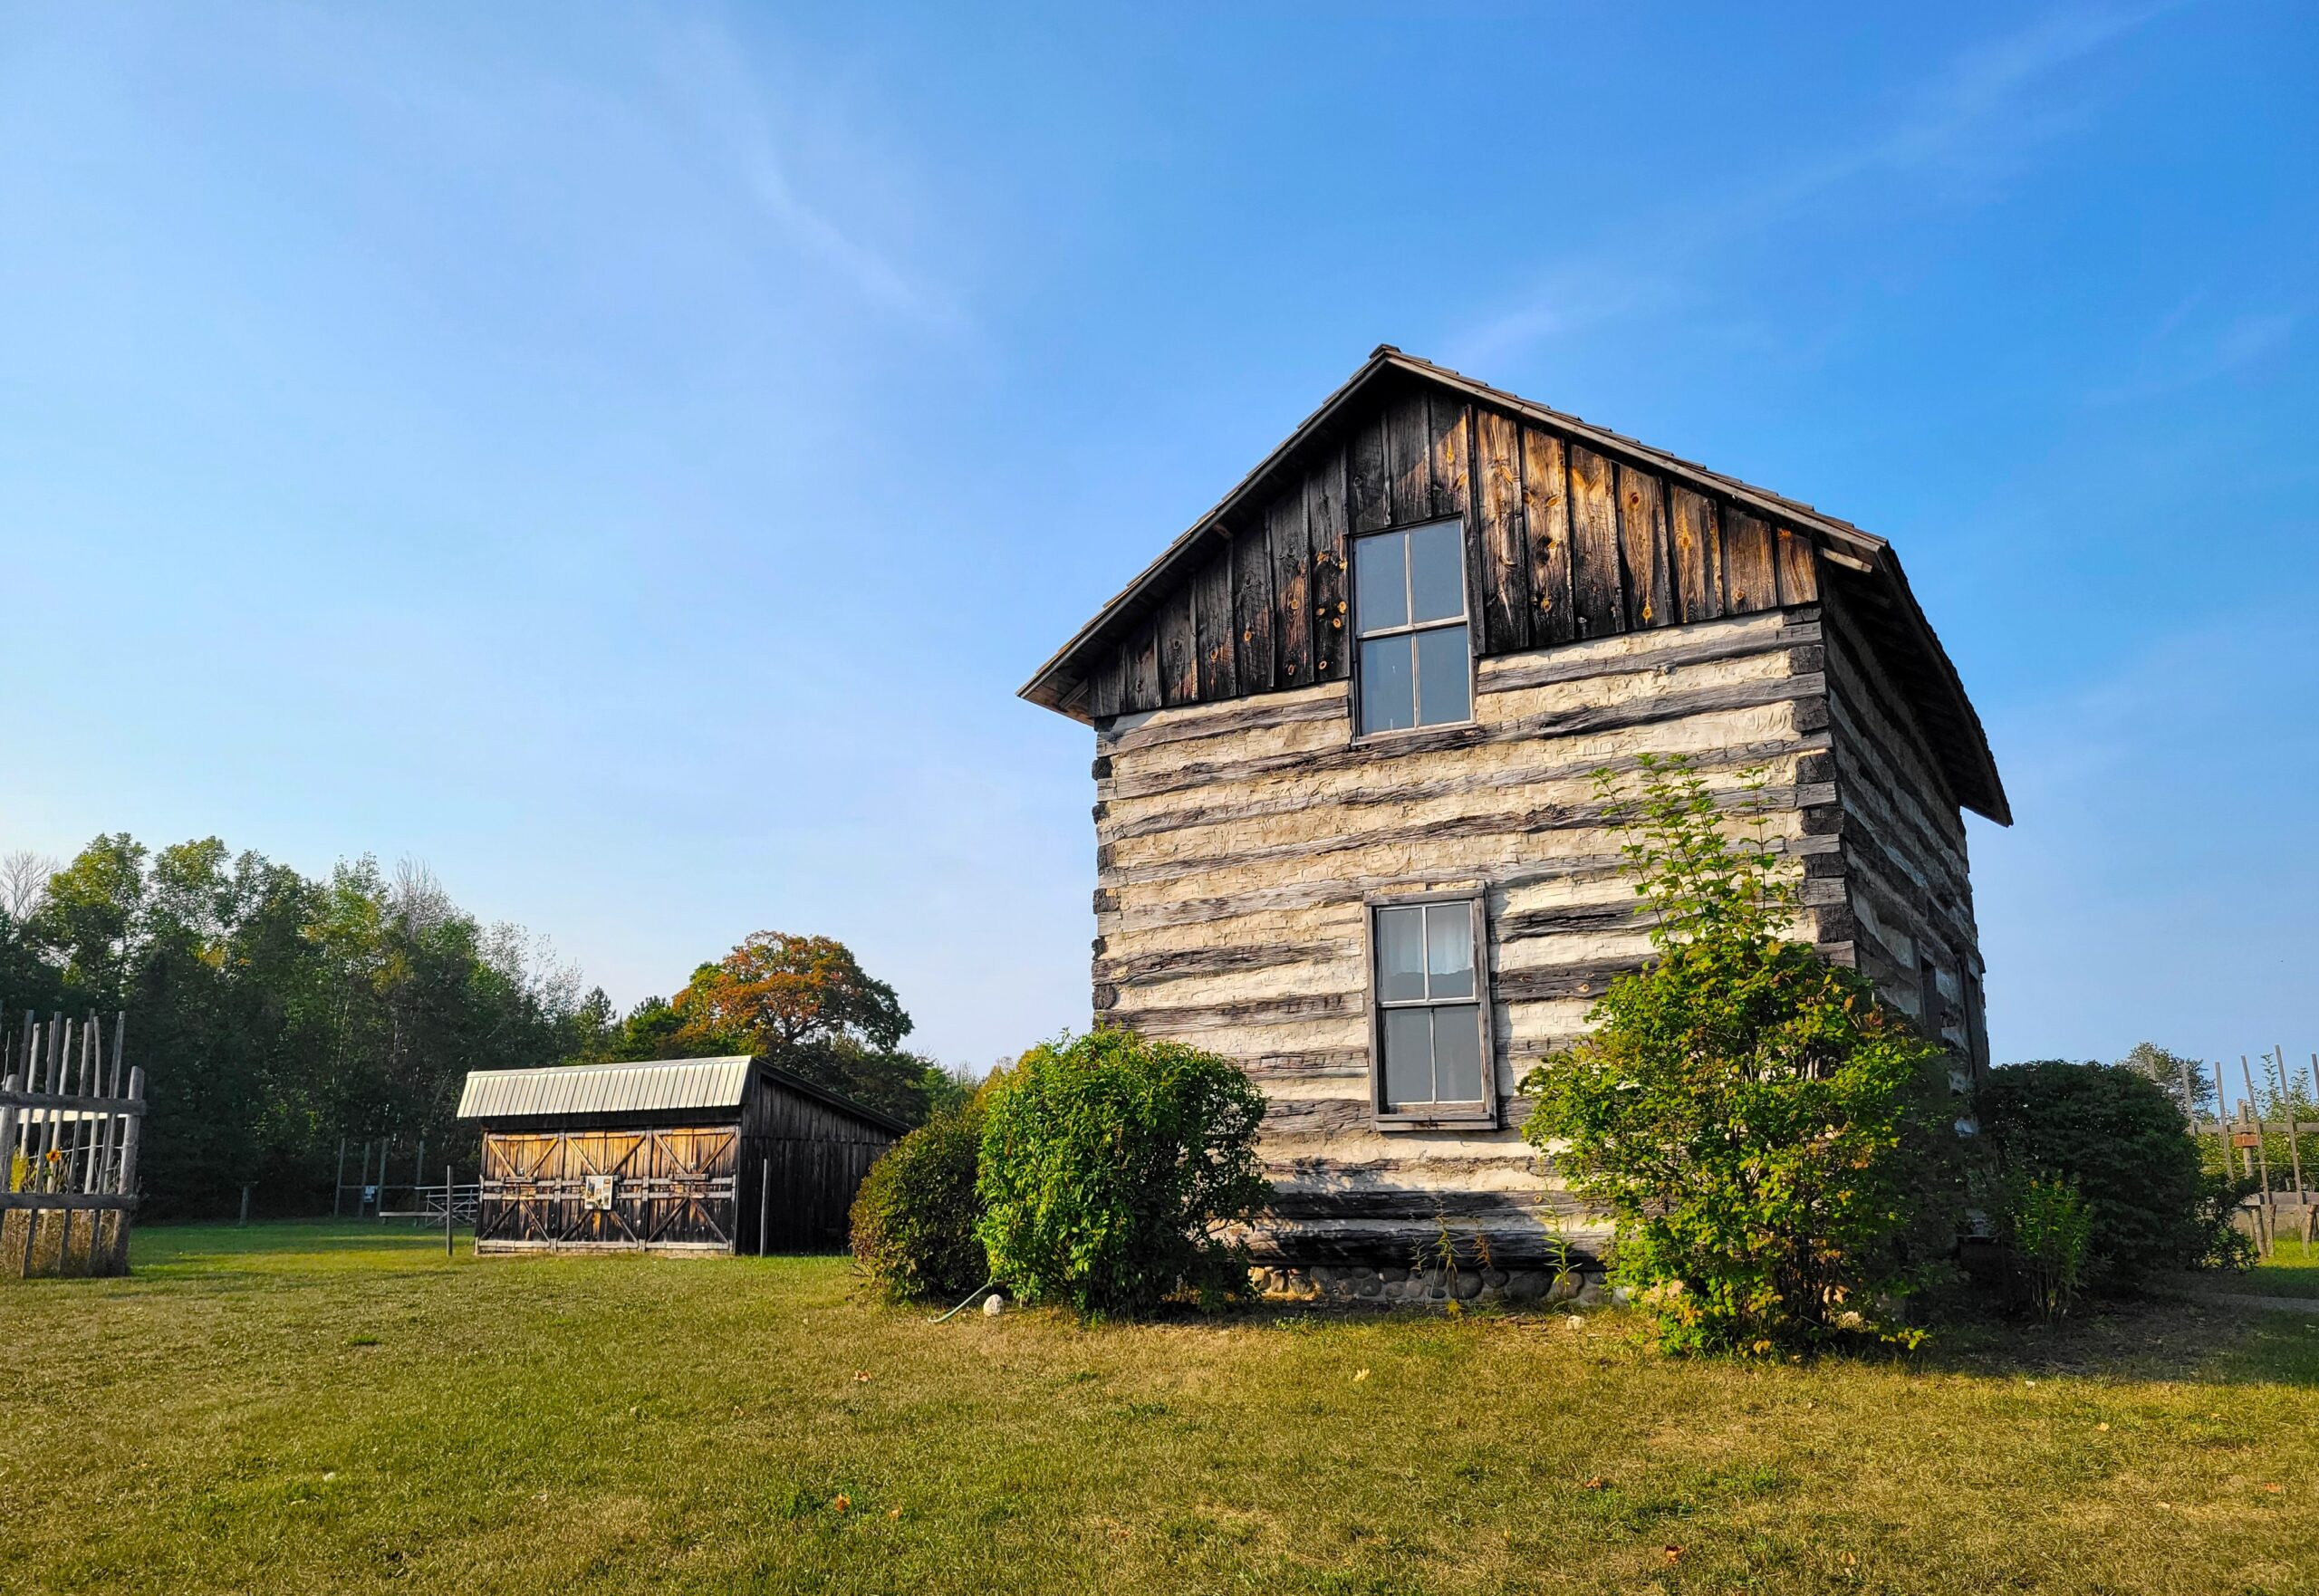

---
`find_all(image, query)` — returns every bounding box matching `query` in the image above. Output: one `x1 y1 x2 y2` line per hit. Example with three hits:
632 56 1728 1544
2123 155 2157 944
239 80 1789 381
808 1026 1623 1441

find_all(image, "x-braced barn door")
477 1125 738 1249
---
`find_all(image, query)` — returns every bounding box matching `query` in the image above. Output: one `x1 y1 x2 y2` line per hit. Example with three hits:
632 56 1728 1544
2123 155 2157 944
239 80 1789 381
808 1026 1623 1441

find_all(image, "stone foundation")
1253 1263 1608 1307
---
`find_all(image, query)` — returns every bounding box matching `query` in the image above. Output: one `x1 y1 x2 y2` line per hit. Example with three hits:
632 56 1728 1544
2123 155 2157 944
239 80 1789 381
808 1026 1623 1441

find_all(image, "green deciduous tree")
1520 757 1962 1353
3 837 586 1217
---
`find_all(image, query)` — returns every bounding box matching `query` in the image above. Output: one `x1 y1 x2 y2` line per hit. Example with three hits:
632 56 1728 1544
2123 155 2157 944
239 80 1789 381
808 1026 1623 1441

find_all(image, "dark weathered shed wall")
737 1074 897 1254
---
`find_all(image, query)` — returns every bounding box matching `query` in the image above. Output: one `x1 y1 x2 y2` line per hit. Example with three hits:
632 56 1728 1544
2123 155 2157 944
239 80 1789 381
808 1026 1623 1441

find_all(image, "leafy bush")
976 1029 1268 1317
2004 1173 2093 1321
1521 756 1962 1354
1977 1062 2228 1290
849 1096 990 1303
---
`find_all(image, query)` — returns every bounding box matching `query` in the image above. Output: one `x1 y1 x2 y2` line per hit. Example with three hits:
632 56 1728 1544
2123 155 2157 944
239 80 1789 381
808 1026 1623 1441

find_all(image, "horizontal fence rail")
1 1011 140 1279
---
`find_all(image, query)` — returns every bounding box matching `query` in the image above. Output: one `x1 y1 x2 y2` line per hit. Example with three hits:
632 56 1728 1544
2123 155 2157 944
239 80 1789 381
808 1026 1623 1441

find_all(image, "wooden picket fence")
0 1012 141 1279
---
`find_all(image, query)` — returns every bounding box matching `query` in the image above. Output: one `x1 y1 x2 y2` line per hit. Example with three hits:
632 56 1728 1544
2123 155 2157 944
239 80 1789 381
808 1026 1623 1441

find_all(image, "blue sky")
0 4 2311 1072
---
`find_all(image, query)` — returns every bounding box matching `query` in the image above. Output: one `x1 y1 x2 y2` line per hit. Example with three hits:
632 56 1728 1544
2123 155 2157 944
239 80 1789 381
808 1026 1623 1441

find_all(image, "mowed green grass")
5 1224 2319 1595
2253 1235 2319 1301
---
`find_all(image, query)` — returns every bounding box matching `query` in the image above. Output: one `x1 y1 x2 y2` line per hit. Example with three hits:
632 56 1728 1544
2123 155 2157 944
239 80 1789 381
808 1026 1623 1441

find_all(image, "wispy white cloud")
655 19 968 335
2086 307 2299 404
1448 5 2172 370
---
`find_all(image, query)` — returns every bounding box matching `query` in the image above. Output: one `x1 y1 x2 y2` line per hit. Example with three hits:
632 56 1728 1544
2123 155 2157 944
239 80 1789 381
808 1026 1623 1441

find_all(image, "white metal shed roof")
455 1055 754 1120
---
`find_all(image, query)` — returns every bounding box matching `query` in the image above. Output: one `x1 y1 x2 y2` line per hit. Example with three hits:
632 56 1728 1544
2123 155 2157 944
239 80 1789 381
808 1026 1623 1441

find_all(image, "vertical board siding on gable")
1348 409 1392 534
1522 426 1575 648
1128 616 1161 714
1306 450 1351 681
1233 516 1276 697
1087 394 1823 721
1195 548 1236 699
1616 464 1673 632
1270 490 1313 687
1669 486 1723 626
1564 444 1624 639
1723 507 1777 613
1427 392 1470 523
1160 585 1198 707
1384 389 1432 525
1473 408 1529 654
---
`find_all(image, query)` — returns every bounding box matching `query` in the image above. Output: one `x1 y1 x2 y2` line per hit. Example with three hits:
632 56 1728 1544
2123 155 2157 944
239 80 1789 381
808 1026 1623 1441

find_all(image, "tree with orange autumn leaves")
672 932 911 1055
573 931 966 1126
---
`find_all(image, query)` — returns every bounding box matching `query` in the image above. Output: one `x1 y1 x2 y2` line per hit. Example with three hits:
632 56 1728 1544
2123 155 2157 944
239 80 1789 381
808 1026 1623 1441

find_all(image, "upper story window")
1352 519 1471 735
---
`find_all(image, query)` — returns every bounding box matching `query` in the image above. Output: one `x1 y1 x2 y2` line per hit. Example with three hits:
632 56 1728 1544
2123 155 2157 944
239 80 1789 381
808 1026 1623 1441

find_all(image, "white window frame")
1366 889 1497 1130
1350 516 1477 742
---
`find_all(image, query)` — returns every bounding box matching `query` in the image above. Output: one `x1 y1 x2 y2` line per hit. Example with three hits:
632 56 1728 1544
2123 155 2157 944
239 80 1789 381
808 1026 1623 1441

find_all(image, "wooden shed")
457 1055 904 1255
1019 348 2007 1297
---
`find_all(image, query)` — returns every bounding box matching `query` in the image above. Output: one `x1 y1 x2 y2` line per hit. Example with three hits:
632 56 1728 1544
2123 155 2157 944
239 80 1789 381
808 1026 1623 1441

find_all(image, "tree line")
0 835 963 1218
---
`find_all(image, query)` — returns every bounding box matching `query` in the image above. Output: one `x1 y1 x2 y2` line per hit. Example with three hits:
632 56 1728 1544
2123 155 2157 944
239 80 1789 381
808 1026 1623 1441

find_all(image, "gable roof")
1019 346 2009 825
455 1054 909 1134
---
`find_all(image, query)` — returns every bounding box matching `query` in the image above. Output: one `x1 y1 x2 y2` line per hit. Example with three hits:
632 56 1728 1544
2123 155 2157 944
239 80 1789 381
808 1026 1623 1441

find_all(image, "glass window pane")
1382 1008 1434 1110
1431 1005 1483 1101
1359 635 1415 734
1408 521 1465 622
1414 624 1470 726
1375 907 1426 1003
1424 905 1474 998
1353 532 1408 632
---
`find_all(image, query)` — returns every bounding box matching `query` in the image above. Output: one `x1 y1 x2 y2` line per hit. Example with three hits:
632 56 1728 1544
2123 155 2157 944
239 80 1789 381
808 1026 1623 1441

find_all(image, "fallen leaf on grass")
887 1507 902 1520
1663 1544 1682 1563
852 1370 873 1382
1352 1369 1370 1382
832 1495 851 1514
1583 1477 1606 1491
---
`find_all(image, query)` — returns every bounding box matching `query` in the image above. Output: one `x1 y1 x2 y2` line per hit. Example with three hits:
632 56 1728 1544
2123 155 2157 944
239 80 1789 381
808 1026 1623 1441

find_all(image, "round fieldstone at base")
1250 1263 1607 1308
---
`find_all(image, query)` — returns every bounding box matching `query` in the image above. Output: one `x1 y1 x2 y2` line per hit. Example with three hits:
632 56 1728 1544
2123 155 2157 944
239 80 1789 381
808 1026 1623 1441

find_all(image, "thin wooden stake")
445 1163 454 1257
2283 1047 2307 1200
332 1138 347 1217
2244 1057 2274 1199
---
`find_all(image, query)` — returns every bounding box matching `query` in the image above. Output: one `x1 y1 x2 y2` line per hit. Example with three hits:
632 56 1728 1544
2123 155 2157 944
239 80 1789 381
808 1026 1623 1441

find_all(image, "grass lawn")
5 1223 2319 1595
2252 1235 2319 1300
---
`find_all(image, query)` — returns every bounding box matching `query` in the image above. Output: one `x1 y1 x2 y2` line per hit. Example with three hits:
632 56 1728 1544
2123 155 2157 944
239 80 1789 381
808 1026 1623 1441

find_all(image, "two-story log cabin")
1020 348 2007 1300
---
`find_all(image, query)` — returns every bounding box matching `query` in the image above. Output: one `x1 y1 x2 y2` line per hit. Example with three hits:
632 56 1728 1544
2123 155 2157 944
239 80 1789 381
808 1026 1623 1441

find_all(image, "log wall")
1818 581 1989 1070
1092 607 1854 1269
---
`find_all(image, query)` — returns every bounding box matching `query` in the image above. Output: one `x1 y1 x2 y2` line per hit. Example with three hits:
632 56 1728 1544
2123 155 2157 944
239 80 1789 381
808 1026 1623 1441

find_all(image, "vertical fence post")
332 1138 346 1217
1 1072 18 1191
118 1068 144 1200
412 1135 426 1221
239 1185 252 1226
2243 1057 2274 1197
2285 1055 2306 1204
445 1163 454 1258
758 1157 770 1259
2217 1067 2235 1178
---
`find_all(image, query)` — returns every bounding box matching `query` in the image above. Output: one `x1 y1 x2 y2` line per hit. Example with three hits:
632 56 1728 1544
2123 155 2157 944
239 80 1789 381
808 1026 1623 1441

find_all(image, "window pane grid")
1374 900 1486 1112
1352 521 1471 736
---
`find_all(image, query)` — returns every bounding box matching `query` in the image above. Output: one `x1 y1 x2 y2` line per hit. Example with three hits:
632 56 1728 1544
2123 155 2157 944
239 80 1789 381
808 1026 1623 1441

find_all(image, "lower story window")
1371 895 1492 1120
